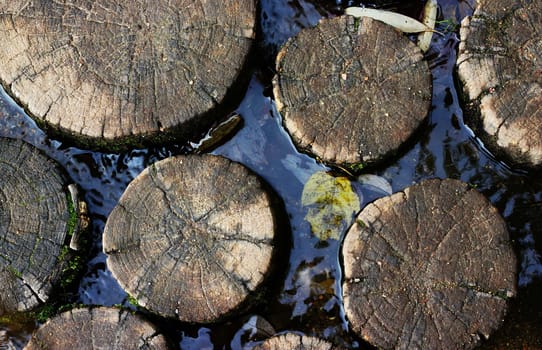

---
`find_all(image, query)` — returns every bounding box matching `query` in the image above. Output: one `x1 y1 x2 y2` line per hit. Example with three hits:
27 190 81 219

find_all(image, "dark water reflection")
1 0 541 348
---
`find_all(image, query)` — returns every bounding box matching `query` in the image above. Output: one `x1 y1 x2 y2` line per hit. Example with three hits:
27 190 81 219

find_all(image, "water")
1 0 542 348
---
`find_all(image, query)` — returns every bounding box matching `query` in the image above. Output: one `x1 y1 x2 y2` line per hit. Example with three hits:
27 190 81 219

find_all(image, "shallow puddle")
1 0 541 348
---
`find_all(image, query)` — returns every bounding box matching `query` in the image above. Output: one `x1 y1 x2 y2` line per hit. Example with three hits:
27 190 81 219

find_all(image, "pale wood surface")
24 307 170 349
103 155 277 323
253 333 341 350
0 0 255 146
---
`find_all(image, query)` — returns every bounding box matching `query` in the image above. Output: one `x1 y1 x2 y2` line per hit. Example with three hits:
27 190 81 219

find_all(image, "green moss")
0 311 34 327
34 304 56 323
60 254 82 289
436 18 458 33
29 303 81 324
57 303 78 314
54 244 84 289
57 246 70 263
65 192 78 237
355 219 367 228
346 162 365 174
6 265 23 279
126 294 140 307
353 17 361 31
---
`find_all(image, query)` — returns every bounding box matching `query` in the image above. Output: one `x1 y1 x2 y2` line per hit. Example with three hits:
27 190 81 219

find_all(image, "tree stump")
0 0 255 146
103 155 278 323
457 0 542 167
253 333 341 350
24 307 170 349
0 137 75 314
342 178 517 350
273 16 431 165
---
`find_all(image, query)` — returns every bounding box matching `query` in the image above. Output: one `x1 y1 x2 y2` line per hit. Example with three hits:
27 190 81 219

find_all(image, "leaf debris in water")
417 0 438 52
301 171 360 240
345 7 435 34
193 113 243 153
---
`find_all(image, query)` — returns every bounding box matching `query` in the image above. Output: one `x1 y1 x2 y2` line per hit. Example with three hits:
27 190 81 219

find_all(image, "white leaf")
417 0 438 52
357 174 393 195
345 7 433 33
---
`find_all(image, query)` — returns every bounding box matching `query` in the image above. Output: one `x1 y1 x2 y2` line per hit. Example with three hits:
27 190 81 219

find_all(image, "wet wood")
477 283 542 350
457 0 542 167
0 138 75 315
24 307 170 349
273 16 431 165
253 333 341 350
0 329 16 349
342 178 517 350
103 154 277 323
0 0 255 146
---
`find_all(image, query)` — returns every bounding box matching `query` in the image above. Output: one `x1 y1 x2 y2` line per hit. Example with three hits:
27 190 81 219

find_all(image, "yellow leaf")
301 172 361 240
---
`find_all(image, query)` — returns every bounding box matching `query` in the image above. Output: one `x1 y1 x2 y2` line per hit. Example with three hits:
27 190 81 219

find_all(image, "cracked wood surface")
0 0 255 145
272 16 431 165
457 0 542 167
342 178 517 350
103 154 276 323
253 333 342 350
24 307 170 349
0 137 72 315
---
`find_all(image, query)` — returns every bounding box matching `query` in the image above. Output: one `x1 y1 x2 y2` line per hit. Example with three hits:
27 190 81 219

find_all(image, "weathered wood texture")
103 155 277 323
0 137 73 315
24 307 170 349
457 0 542 167
343 178 516 350
0 330 15 349
0 0 255 145
253 333 341 350
273 16 431 165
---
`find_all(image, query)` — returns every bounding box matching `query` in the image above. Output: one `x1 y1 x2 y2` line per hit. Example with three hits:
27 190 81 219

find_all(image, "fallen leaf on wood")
417 0 438 52
345 7 434 34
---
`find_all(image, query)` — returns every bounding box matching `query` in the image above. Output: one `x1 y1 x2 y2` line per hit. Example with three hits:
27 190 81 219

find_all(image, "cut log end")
103 154 279 323
0 137 75 314
273 15 431 165
457 0 542 168
343 178 516 350
23 307 170 350
0 0 256 146
253 333 341 350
